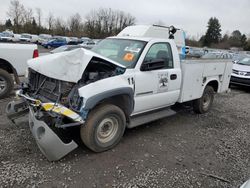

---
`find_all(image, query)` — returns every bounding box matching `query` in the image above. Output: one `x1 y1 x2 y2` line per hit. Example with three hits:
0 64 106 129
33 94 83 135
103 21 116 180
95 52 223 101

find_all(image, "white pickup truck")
6 26 233 161
0 43 38 98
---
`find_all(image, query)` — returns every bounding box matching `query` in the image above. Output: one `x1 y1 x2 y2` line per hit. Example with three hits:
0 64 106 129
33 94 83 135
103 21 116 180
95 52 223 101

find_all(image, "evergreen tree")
241 34 247 48
5 19 13 29
229 30 242 47
203 17 222 46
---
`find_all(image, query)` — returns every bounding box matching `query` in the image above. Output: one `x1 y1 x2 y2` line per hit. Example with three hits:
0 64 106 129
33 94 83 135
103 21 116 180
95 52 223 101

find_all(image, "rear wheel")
0 69 14 99
193 86 214 114
80 104 126 152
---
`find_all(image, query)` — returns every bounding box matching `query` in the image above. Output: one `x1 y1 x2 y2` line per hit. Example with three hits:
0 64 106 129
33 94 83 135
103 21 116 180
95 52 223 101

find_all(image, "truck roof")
117 25 185 47
108 36 174 43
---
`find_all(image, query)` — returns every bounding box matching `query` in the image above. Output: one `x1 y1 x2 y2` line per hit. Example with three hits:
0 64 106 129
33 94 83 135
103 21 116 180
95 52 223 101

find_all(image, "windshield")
91 38 147 68
238 57 250 66
21 34 31 39
39 35 51 39
2 32 13 37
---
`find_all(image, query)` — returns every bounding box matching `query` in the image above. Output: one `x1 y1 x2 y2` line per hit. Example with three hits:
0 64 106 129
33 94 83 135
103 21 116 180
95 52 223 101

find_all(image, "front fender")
84 87 134 110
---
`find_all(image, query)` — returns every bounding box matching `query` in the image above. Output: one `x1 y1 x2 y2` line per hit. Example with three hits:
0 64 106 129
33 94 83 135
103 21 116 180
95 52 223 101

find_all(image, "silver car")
230 57 250 86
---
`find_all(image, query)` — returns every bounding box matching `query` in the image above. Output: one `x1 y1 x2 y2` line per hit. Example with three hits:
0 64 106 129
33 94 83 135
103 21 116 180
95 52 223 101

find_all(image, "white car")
13 34 21 42
20 33 32 42
80 39 96 49
0 32 14 42
38 34 52 44
230 57 250 86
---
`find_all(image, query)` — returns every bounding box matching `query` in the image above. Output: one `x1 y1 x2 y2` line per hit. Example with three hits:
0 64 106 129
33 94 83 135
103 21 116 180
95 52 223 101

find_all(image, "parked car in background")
230 57 250 87
93 39 102 44
80 39 96 49
68 37 80 45
0 43 38 98
0 31 14 42
20 33 32 42
186 47 205 58
31 35 39 43
42 38 67 49
201 52 233 59
50 45 83 53
38 34 52 44
80 37 91 43
13 34 21 42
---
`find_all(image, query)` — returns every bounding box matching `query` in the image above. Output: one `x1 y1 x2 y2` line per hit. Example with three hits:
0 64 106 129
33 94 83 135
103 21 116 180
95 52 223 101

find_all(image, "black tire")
0 69 14 99
193 86 214 114
80 104 126 152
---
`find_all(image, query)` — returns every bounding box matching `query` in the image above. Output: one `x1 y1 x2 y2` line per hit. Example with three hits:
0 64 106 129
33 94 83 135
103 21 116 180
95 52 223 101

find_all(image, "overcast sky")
1 0 250 38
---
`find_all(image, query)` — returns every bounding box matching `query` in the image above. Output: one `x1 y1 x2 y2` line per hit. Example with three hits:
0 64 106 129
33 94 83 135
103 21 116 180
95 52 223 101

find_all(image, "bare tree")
36 8 42 28
85 8 135 38
7 0 25 32
46 12 54 32
68 13 83 36
54 18 68 36
23 8 33 24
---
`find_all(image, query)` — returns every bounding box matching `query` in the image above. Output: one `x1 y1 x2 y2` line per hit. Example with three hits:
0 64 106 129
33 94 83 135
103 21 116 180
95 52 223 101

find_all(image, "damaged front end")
6 48 126 161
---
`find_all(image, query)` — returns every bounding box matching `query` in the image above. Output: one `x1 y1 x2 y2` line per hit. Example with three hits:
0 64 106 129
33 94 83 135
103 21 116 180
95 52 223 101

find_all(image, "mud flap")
29 108 78 161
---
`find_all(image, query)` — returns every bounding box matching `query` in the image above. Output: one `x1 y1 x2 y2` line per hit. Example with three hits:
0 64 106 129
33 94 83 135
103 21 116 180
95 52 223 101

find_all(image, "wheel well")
206 80 219 92
0 58 14 74
96 94 134 122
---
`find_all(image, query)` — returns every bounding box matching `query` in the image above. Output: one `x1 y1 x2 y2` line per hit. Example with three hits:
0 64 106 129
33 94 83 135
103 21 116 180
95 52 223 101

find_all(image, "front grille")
232 69 250 76
230 76 250 86
232 69 239 74
28 69 74 103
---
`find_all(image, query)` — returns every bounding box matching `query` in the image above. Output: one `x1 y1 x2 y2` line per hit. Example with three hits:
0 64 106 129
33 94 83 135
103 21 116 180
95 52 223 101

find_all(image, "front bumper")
29 107 78 161
6 90 83 161
230 76 250 86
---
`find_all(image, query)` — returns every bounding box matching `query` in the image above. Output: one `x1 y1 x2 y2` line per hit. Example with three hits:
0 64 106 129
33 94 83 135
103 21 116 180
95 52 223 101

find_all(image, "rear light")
33 49 39 58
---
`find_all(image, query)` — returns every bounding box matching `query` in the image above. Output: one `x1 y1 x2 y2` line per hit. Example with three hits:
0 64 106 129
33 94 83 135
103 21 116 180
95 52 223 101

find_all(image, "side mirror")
141 59 165 71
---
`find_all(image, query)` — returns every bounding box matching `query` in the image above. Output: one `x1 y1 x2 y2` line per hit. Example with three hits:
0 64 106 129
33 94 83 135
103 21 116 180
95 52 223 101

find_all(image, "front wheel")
80 104 126 152
193 86 214 114
0 69 14 99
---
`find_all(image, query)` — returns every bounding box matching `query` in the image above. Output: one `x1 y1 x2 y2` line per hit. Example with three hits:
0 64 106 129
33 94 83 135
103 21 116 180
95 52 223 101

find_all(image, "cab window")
143 43 173 69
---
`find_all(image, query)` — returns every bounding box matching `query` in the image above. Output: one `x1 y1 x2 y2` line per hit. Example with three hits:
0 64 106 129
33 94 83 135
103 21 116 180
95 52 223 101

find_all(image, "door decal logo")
158 73 168 92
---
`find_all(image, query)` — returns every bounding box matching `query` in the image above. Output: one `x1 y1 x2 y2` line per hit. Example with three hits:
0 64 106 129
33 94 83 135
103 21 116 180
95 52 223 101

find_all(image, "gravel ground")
0 86 249 188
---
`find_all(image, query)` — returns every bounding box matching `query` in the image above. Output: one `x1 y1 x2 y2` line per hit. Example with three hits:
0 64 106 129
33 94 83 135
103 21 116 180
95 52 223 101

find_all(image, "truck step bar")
128 108 176 128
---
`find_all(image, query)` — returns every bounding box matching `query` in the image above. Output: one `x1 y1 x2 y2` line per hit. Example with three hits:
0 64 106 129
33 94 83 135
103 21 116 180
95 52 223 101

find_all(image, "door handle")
170 74 177 80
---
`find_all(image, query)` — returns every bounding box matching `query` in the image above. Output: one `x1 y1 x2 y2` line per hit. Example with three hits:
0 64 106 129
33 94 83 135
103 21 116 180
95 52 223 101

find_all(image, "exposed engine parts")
22 57 126 128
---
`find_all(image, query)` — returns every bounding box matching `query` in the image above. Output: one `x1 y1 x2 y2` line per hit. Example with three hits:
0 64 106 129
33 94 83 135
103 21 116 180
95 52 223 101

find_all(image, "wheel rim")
202 93 211 110
97 116 119 144
0 76 7 94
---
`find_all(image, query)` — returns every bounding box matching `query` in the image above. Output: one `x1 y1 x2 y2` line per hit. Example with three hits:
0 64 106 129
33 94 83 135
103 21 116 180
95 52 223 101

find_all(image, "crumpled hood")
27 48 125 83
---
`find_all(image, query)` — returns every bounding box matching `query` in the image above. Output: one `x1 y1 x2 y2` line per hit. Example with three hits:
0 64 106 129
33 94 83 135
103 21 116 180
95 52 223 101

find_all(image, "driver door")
133 42 181 114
